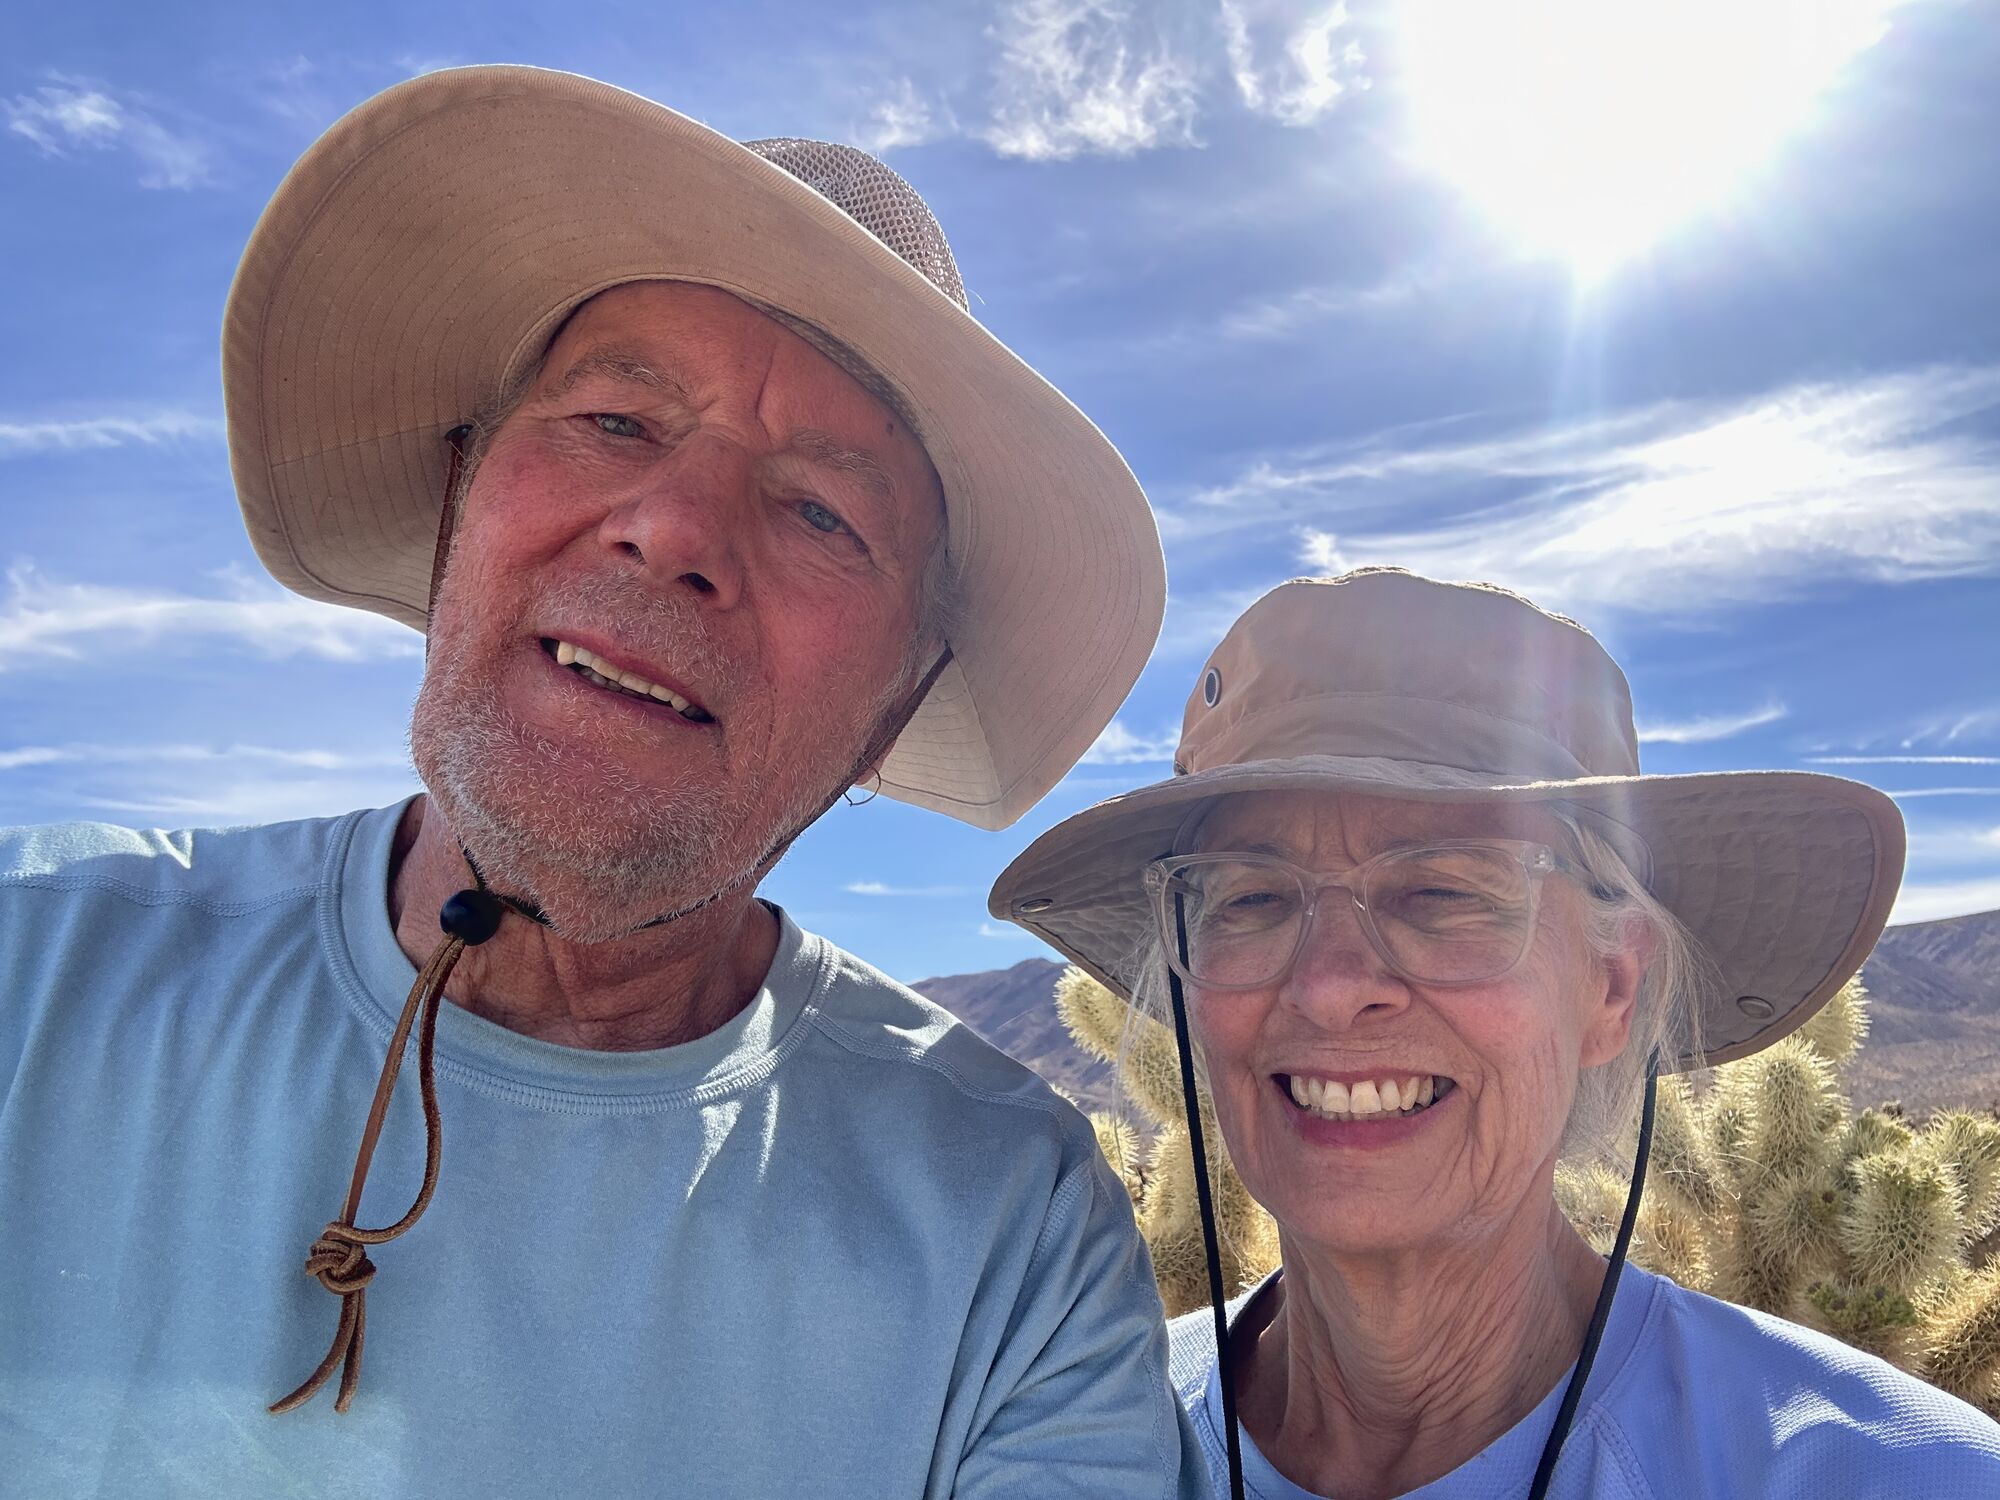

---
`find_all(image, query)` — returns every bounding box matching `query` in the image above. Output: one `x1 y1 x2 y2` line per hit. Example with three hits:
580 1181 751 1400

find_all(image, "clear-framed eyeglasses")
1143 839 1577 992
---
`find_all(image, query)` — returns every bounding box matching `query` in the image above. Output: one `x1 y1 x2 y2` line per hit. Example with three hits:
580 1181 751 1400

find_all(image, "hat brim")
987 758 1905 1071
223 65 1164 830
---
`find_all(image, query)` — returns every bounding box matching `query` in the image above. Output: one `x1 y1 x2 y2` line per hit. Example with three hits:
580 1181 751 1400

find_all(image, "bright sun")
1399 0 1910 279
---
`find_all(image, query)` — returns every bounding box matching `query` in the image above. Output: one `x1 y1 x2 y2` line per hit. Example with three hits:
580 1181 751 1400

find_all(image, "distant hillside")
917 909 2000 1120
1846 907 2000 1115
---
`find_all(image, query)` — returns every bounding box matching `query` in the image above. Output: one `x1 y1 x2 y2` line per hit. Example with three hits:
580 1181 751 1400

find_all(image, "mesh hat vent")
745 138 967 310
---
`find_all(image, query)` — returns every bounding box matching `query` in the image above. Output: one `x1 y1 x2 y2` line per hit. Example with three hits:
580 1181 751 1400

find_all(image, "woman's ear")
1580 914 1655 1069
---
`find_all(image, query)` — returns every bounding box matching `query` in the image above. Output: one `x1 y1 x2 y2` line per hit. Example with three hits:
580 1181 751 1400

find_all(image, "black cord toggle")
438 889 505 946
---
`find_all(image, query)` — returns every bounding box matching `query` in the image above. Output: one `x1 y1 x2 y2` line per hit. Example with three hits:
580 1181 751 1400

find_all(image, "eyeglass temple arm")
1167 891 1246 1500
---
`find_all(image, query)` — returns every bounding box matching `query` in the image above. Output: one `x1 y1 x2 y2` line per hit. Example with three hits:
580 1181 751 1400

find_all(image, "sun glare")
1399 0 1908 279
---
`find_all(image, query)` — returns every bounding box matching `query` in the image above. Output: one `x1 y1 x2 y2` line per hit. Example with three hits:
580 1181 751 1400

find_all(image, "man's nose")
595 432 752 608
1276 892 1412 1029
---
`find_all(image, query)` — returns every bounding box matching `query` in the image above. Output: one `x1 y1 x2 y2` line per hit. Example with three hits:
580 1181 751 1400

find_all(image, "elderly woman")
993 570 2000 1499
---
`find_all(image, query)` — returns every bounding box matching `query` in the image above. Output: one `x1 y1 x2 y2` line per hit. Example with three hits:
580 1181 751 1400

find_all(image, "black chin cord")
1526 1054 1659 1499
1167 893 1245 1500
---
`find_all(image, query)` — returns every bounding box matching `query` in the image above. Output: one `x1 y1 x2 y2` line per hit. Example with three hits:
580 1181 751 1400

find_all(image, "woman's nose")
595 432 752 608
1277 893 1411 1028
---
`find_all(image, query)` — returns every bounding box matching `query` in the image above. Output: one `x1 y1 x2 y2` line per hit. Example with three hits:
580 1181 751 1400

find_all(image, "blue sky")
3 0 1997 985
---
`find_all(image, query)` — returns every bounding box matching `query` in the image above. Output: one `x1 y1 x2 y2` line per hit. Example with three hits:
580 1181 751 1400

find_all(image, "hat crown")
744 138 967 311
1178 568 1641 783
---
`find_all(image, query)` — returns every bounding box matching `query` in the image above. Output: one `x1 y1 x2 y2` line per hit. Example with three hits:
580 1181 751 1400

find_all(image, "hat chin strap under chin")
1164 892 1661 1500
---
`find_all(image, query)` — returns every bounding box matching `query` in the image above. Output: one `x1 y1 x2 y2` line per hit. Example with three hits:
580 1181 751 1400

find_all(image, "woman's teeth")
1285 1073 1452 1121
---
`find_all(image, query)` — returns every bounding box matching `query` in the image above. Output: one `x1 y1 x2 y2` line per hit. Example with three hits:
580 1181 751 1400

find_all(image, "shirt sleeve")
949 1147 1206 1500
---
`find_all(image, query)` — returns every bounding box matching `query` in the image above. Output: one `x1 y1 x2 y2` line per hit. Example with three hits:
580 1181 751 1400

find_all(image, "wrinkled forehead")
1189 789 1568 860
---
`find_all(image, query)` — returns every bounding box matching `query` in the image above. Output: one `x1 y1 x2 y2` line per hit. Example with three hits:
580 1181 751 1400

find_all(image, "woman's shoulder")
1610 1268 2000 1483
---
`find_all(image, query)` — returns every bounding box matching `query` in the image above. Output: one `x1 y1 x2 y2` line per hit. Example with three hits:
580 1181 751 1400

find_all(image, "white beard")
409 569 895 943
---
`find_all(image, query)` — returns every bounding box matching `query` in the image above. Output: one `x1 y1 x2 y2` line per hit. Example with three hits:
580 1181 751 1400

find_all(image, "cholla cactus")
1054 967 1281 1312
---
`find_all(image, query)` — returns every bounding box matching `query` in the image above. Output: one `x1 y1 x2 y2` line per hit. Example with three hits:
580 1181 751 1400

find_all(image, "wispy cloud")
1889 875 2000 926
843 879 971 897
0 563 421 668
0 742 418 830
857 77 949 152
979 920 1041 939
1079 717 1180 764
1219 0 1367 127
1635 703 1787 745
0 743 407 774
1884 788 2000 800
1183 365 2000 614
1808 755 2000 766
4 77 215 189
0 411 222 455
984 0 1202 160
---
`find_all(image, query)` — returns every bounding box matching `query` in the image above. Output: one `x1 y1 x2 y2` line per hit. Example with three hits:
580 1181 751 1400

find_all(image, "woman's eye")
797 499 849 537
591 413 645 439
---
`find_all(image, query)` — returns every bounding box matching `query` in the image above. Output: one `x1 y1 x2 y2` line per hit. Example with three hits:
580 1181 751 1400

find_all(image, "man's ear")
1580 916 1655 1069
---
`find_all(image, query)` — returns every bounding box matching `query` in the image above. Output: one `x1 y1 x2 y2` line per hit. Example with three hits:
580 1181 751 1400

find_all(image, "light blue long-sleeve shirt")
1 801 1194 1498
1170 1263 2000 1498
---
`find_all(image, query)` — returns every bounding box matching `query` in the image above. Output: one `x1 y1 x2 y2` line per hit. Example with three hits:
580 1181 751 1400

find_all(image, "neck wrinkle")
387 795 779 1052
1243 1188 1604 1500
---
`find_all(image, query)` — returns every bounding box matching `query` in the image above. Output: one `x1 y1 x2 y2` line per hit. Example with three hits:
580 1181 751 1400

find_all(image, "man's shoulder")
1608 1268 2000 1479
0 809 363 917
796 931 1101 1154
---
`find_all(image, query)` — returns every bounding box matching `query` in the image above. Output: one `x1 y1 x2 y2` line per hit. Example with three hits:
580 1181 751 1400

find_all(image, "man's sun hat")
222 64 1165 831
989 568 1906 1071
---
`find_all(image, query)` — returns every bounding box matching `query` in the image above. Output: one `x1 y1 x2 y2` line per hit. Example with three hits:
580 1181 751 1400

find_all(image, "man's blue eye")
592 413 644 439
798 500 846 535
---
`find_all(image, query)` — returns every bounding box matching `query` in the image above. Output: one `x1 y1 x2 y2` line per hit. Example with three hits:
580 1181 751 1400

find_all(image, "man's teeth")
1285 1073 1451 1121
553 640 705 719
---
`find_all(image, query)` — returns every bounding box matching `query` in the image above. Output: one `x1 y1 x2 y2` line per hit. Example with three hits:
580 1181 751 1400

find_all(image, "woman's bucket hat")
223 64 1165 830
990 568 1906 1070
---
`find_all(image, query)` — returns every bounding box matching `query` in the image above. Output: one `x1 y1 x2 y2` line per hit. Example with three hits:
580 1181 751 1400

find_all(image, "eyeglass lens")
1163 846 1537 988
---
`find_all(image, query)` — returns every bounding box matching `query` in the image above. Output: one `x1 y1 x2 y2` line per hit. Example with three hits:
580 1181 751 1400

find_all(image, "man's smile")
537 636 718 724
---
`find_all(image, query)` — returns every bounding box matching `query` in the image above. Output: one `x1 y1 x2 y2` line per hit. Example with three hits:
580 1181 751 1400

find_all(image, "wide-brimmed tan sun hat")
989 568 1906 1071
223 64 1165 830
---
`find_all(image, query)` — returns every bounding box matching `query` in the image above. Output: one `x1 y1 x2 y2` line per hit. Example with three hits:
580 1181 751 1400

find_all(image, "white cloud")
1635 703 1787 745
0 411 223 455
0 743 407 774
1808 755 2000 766
843 880 971 897
1884 788 2000 800
1079 717 1180 764
4 78 215 189
1206 365 2000 615
984 0 1202 160
1889 875 2000 927
979 920 1041 939
857 78 948 153
1220 0 1367 127
0 563 421 668
0 742 419 830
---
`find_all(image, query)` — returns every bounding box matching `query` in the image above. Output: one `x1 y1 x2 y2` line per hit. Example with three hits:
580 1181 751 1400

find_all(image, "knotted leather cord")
272 425 952 1415
268 889 496 1414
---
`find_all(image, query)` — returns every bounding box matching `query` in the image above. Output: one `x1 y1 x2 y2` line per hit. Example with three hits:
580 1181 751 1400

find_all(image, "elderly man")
0 68 1184 1498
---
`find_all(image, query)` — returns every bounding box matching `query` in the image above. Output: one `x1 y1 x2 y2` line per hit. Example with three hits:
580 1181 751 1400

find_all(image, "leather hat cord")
269 881 505 1414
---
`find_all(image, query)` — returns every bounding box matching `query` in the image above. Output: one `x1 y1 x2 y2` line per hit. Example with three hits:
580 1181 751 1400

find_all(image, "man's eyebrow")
785 428 898 504
550 349 684 398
